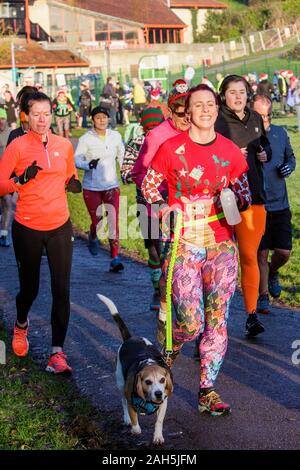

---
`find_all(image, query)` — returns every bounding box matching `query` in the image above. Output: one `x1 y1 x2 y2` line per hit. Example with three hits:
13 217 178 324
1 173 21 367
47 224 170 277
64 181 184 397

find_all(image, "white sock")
16 320 28 329
0 230 8 237
51 346 62 355
158 309 166 322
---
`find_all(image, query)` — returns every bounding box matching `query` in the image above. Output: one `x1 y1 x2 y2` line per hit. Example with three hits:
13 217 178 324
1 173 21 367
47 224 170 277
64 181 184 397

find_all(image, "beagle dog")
97 294 173 445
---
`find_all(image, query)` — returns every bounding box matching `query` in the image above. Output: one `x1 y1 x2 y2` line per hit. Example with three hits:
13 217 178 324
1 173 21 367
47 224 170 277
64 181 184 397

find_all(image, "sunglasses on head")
173 111 186 117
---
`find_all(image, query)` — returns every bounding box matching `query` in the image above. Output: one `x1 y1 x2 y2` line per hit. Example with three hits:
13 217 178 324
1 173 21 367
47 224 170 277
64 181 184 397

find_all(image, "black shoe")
245 313 265 337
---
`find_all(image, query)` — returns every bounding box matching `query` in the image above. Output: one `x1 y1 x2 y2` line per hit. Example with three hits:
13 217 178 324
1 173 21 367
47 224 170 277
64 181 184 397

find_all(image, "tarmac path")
1 238 300 450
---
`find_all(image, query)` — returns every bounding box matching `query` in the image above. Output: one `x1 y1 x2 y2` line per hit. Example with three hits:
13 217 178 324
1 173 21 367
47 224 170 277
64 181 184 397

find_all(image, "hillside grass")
224 0 248 11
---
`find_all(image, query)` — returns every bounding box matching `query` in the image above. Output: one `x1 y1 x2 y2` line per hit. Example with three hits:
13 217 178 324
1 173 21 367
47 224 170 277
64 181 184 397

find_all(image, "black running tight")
12 219 73 347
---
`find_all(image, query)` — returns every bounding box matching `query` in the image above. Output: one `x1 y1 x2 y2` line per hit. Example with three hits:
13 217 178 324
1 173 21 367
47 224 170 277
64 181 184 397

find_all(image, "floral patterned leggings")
162 239 238 389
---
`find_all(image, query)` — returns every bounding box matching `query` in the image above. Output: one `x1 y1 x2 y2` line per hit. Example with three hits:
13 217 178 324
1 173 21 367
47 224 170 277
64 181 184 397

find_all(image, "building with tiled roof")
0 37 89 94
28 0 186 46
169 0 227 44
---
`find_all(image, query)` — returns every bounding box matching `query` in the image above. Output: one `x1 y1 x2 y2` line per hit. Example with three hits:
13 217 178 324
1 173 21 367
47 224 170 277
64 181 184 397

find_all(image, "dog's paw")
131 424 142 435
153 433 164 445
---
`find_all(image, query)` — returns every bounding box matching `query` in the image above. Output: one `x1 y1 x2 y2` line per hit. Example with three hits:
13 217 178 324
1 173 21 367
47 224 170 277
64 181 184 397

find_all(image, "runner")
121 107 165 309
131 79 190 313
252 94 296 311
0 91 82 374
215 74 272 337
142 84 251 415
75 106 125 272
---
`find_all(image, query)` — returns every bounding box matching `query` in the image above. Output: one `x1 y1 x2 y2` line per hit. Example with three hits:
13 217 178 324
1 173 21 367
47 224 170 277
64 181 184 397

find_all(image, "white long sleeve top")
75 128 124 191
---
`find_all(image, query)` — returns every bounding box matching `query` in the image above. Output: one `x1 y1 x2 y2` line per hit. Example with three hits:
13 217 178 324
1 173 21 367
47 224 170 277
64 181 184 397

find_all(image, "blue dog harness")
131 392 160 415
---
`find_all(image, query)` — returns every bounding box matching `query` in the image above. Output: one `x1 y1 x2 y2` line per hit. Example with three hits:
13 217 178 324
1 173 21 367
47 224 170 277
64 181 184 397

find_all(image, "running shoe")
268 271 282 298
88 234 99 256
257 293 271 314
245 313 265 337
110 256 124 272
0 235 10 247
12 322 29 357
46 352 72 375
198 389 231 416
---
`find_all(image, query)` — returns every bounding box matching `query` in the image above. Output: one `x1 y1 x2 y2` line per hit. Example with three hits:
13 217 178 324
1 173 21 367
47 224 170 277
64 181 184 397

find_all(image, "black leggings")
12 219 73 347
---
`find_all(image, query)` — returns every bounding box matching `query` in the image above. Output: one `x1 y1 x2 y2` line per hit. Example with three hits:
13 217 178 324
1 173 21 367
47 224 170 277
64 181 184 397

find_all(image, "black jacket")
215 106 272 205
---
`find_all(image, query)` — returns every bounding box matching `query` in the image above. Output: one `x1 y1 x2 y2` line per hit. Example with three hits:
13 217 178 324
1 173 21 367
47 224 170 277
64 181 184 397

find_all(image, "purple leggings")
162 239 238 388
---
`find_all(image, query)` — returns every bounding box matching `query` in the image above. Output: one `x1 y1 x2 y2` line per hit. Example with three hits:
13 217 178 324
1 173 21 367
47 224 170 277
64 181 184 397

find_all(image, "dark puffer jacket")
215 105 272 205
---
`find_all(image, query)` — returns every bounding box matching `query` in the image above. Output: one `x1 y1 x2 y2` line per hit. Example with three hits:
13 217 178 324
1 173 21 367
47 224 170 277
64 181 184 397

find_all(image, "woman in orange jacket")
0 92 81 374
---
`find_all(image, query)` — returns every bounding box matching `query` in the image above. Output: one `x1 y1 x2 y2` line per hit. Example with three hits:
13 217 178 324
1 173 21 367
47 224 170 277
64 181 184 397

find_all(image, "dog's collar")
136 358 156 371
131 393 160 415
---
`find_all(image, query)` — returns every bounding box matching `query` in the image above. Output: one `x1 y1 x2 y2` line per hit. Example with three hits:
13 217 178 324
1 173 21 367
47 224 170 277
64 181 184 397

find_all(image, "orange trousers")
235 205 266 313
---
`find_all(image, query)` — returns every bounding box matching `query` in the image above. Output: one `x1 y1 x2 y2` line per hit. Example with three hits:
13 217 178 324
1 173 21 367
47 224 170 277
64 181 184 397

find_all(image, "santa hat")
57 88 66 96
140 107 165 132
259 73 268 80
168 79 189 108
287 70 294 77
150 89 160 100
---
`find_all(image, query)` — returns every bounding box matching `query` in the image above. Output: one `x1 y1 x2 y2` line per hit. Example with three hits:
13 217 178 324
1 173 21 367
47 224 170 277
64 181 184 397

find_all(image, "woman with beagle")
142 84 251 416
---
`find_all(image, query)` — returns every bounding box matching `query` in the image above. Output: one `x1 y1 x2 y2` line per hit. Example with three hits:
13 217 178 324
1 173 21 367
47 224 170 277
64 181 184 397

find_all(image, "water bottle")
220 188 241 225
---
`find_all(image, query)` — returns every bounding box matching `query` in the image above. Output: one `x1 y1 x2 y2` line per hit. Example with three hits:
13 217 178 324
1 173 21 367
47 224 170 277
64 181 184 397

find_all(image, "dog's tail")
97 294 131 341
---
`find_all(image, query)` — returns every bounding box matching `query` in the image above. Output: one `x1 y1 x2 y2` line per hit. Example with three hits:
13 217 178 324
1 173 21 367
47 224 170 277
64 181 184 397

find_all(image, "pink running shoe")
46 352 72 375
198 390 231 416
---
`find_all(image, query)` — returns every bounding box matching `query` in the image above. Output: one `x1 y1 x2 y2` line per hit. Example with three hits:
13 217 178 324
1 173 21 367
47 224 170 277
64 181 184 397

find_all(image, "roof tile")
64 0 185 26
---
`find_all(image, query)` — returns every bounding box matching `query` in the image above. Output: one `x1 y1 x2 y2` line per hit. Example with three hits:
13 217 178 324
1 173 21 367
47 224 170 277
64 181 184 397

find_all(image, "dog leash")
165 209 225 353
165 210 182 353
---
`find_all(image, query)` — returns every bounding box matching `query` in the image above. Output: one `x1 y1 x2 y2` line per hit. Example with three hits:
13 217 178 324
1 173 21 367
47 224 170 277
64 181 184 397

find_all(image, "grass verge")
0 321 108 450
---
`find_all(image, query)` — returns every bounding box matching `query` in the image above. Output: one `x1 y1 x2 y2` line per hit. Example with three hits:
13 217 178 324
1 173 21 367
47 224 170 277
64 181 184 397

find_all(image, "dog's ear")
165 371 174 396
135 372 146 400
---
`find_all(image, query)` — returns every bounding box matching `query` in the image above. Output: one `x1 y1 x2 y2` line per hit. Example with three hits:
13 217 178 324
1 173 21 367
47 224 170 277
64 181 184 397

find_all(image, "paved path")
1 239 300 450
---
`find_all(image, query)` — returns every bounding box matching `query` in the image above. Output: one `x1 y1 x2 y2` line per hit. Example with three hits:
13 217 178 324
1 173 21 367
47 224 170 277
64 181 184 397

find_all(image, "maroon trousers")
83 188 120 258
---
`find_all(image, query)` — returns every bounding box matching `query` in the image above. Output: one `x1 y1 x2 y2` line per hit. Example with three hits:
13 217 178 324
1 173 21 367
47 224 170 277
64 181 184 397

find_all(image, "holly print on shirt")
149 131 248 245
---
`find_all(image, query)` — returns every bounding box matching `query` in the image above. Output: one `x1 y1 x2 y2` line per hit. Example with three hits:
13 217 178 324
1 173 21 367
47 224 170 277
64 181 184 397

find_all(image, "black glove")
18 160 42 185
66 175 82 193
277 163 292 178
88 159 100 170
